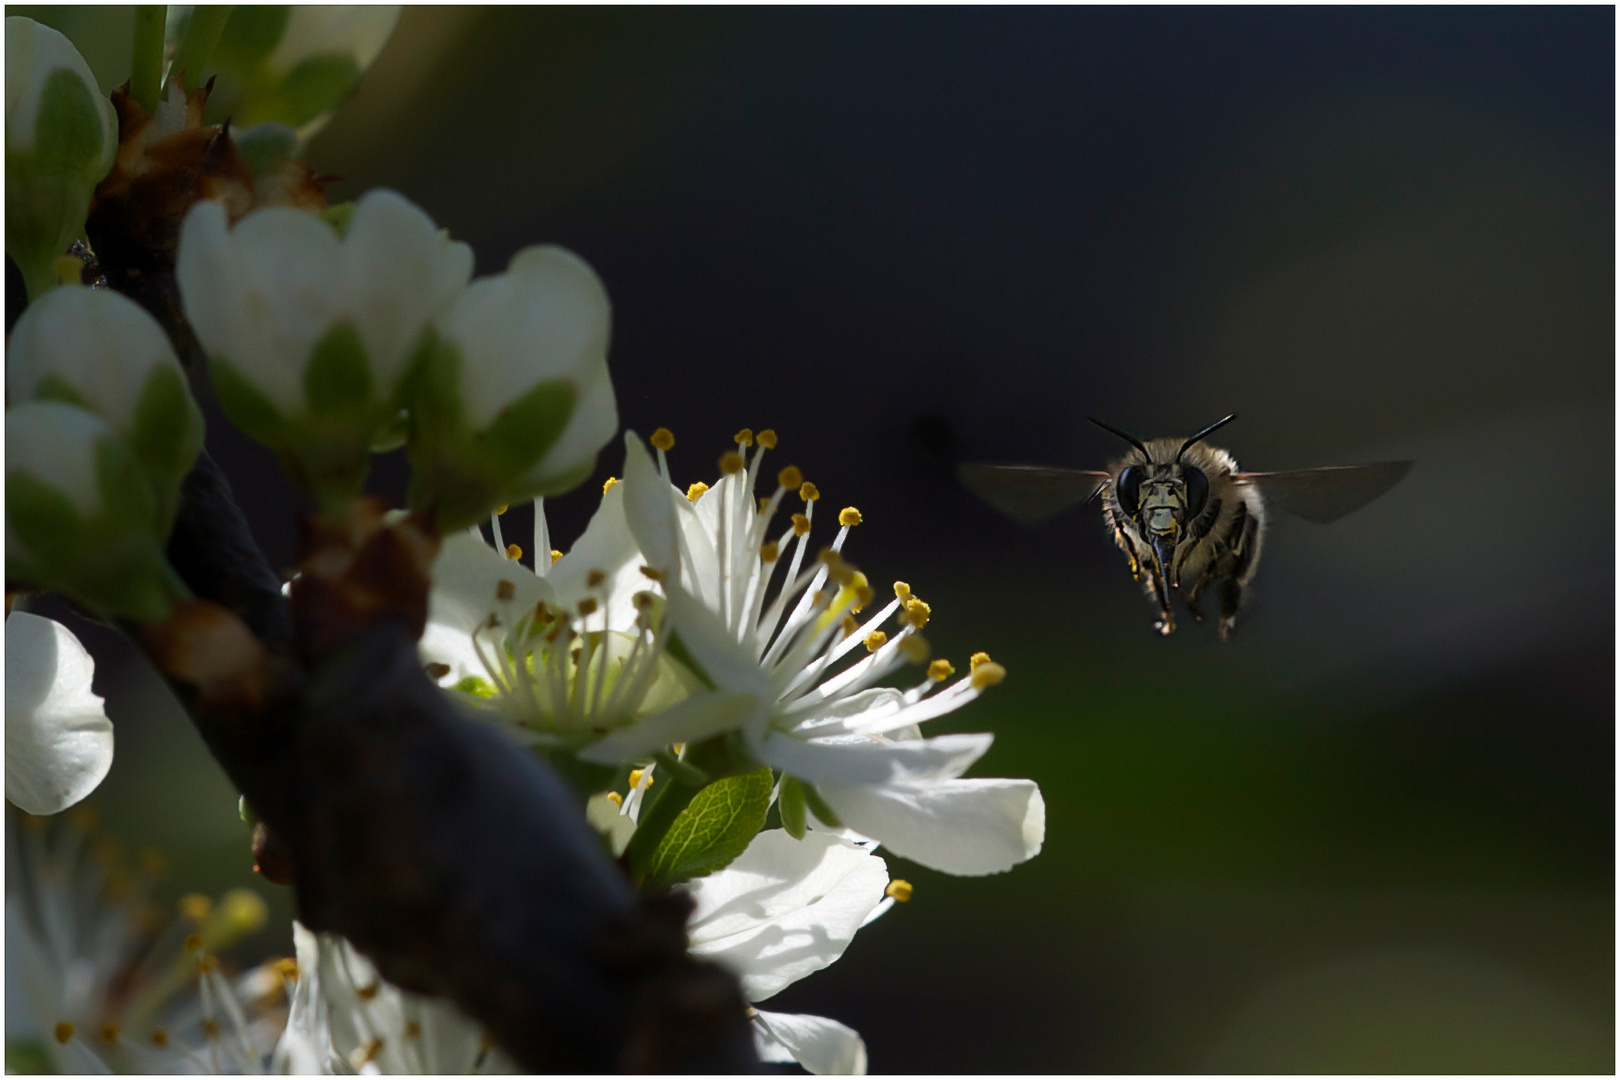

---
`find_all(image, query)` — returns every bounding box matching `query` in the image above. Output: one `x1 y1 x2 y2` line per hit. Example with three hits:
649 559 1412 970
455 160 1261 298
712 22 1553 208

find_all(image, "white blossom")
5 611 113 817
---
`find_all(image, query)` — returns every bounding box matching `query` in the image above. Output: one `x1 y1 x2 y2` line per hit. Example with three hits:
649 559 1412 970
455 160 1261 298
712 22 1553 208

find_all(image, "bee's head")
1090 414 1236 538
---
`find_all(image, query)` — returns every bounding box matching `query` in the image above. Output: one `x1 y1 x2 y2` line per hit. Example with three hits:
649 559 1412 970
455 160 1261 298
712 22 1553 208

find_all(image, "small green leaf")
320 200 357 238
803 783 843 830
131 365 203 482
210 358 287 446
778 774 809 840
303 321 371 415
479 378 574 479
647 767 774 885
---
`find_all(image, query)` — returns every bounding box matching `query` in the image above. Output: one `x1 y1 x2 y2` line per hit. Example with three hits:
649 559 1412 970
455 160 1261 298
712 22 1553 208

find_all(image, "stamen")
759 496 770 513
864 631 888 652
639 565 665 581
970 651 992 670
841 614 859 637
607 791 624 807
777 465 803 490
202 1019 221 1039
650 428 676 451
181 895 212 922
505 544 522 562
799 482 820 502
903 598 932 628
758 429 778 448
602 476 619 495
687 481 709 501
928 659 955 682
899 634 931 663
886 879 914 902
734 428 754 447
184 933 205 953
197 955 219 973
719 451 745 474
839 506 863 527
628 768 653 789
551 549 564 563
357 982 380 1001
577 598 599 616
496 579 516 602
151 1030 170 1047
405 1020 423 1039
54 1022 75 1044
760 541 780 563
970 661 1007 688
274 958 299 980
101 1024 119 1044
893 581 911 599
791 513 811 536
425 662 451 680
495 504 509 516
586 569 607 587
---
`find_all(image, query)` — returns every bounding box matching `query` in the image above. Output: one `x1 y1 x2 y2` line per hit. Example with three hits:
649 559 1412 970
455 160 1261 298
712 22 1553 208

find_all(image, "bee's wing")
957 463 1113 526
1236 461 1413 524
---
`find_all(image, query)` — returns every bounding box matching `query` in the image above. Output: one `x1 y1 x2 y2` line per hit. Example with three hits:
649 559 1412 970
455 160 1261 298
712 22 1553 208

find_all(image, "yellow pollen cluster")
799 481 820 502
496 579 516 602
196 954 219 974
928 659 955 682
760 541 780 563
864 630 888 652
602 476 619 495
903 598 932 628
893 581 911 599
841 613 859 637
628 768 653 789
719 451 745 475
791 513 811 536
586 569 607 587
839 506 862 527
506 543 523 562
757 429 778 448
606 791 623 807
495 504 509 516
886 879 914 902
181 894 212 922
274 958 299 980
650 428 676 451
899 634 931 662
687 481 709 502
551 549 564 562
734 428 754 446
101 1024 119 1044
54 1022 75 1044
970 661 1007 689
970 651 992 670
778 465 803 490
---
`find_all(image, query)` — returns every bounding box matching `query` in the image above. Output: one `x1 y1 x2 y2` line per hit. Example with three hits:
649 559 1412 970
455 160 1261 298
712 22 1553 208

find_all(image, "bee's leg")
1216 505 1260 642
1178 573 1207 623
1147 564 1177 636
1106 504 1141 581
1217 575 1243 642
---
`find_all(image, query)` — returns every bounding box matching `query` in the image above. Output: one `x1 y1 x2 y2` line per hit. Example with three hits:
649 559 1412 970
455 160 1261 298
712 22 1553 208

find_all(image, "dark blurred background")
60 6 1613 1072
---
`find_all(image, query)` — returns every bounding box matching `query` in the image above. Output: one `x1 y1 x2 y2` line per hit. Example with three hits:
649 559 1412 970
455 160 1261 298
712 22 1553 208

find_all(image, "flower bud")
6 401 179 622
176 189 472 508
408 245 618 530
196 5 401 132
5 16 118 299
7 285 204 528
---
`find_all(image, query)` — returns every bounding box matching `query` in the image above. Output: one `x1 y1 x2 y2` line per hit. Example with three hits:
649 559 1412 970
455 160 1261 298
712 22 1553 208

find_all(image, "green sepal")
256 53 362 128
211 6 291 71
803 783 843 830
646 767 774 887
320 201 357 238
778 774 809 840
546 751 621 805
210 357 288 446
30 373 91 408
233 122 300 176
303 321 371 416
130 365 204 526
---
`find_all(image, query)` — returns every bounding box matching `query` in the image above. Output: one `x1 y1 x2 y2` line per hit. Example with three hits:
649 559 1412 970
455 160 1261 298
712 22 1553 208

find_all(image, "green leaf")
210 358 287 446
647 767 774 885
303 321 371 415
778 774 809 840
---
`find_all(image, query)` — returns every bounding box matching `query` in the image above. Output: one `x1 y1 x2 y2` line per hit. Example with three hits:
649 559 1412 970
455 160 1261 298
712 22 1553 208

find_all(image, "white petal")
5 611 112 815
528 354 618 487
816 777 1045 876
751 1009 868 1075
757 730 993 786
4 400 113 518
428 529 551 639
543 481 642 631
685 830 889 1001
621 432 681 573
576 690 759 765
662 581 773 699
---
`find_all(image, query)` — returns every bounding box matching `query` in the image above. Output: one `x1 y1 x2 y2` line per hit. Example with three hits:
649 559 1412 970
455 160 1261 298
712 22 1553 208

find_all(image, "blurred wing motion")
1237 461 1412 524
958 463 1112 526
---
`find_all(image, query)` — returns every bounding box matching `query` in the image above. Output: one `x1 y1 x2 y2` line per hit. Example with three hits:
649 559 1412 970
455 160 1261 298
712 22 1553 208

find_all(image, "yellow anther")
849 572 872 612
183 933 205 953
886 879 914 903
633 591 657 610
687 481 710 502
425 662 451 680
799 481 820 502
586 569 607 587
759 496 771 513
602 476 619 495
734 428 754 447
720 451 745 475
777 465 803 490
220 888 268 935
969 651 992 670
928 659 955 682
757 429 778 449
970 661 1007 689
650 428 676 451
139 848 168 878
202 1019 221 1039
893 581 911 599
101 1024 119 1044
839 506 862 527
181 894 212 922
357 982 380 1001
495 504 509 516
150 1030 170 1047
359 1037 384 1065
577 598 599 617
841 613 859 637
760 541 780 563
864 630 888 652
606 791 624 807
899 634 931 663
54 1022 75 1044
903 598 932 628
639 565 665 581
628 768 653 789
404 1020 423 1039
495 580 516 603
66 803 98 831
551 549 564 562
791 513 811 536
197 954 219 974
505 543 523 562
274 958 299 980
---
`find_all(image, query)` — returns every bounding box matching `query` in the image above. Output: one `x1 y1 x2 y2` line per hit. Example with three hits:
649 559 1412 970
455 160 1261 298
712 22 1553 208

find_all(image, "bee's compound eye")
1116 466 1144 515
1183 466 1209 516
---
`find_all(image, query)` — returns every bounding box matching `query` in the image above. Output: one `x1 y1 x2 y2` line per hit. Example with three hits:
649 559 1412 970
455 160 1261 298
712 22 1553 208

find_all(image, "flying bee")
959 414 1411 640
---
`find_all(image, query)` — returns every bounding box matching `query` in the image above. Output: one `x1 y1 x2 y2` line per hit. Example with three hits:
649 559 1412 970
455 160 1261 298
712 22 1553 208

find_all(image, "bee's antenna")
1087 417 1150 457
1176 413 1238 462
